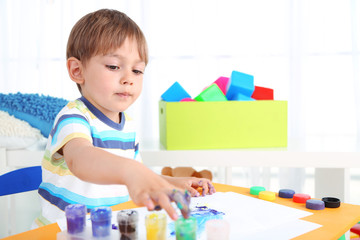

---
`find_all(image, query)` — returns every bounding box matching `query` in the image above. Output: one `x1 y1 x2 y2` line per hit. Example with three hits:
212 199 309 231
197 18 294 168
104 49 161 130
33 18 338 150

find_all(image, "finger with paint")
208 181 216 195
169 189 191 219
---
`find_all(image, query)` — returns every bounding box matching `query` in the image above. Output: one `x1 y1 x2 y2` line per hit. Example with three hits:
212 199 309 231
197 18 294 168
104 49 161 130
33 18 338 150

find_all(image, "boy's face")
80 38 145 122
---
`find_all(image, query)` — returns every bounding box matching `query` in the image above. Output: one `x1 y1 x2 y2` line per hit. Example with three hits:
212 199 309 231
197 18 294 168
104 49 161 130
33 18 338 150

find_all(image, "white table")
140 136 360 203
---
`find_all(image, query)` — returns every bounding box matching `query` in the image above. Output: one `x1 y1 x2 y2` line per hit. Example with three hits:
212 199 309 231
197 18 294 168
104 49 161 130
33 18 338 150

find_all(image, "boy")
35 9 214 226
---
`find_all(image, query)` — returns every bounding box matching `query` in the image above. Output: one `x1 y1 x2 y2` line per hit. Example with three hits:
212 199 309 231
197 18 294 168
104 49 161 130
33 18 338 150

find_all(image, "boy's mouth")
116 92 131 98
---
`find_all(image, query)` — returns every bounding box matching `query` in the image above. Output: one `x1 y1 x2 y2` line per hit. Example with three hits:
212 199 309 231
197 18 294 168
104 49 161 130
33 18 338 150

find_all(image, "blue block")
226 71 255 100
161 82 191 102
233 93 255 101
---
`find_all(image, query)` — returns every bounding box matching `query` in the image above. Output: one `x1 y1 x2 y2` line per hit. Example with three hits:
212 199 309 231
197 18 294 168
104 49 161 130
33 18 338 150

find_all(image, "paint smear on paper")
169 205 225 237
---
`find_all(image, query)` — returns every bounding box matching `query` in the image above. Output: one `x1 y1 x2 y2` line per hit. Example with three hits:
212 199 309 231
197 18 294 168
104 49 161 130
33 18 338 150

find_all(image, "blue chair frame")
0 166 42 196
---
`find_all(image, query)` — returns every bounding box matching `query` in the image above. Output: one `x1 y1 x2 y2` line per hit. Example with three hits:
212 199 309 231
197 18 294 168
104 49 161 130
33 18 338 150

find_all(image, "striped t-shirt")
35 96 141 226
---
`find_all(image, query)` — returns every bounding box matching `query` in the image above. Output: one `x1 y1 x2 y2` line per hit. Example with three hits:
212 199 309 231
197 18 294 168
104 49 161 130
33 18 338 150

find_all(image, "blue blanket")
0 92 68 137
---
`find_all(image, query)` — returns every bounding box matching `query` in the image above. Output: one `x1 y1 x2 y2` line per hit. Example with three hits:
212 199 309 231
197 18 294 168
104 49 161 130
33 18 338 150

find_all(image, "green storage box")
159 100 287 150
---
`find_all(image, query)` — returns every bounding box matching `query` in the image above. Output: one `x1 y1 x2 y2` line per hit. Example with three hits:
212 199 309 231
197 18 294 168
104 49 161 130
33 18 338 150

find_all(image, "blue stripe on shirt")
50 114 89 138
51 115 91 145
92 138 135 149
91 127 135 142
39 182 129 209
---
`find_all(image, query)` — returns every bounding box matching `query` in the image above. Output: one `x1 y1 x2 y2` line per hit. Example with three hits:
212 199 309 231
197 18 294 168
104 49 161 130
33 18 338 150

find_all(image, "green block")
159 100 287 150
194 84 227 102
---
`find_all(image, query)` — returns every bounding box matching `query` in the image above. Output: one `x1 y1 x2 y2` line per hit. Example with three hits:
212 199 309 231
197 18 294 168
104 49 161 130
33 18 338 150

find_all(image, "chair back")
0 166 42 196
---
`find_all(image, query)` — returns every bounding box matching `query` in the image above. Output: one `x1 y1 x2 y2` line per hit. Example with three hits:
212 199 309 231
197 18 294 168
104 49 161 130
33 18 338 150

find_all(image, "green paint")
175 217 197 240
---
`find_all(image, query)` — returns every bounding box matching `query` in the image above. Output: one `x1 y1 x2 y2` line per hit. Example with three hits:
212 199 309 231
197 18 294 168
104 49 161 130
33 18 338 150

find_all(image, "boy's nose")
120 71 134 85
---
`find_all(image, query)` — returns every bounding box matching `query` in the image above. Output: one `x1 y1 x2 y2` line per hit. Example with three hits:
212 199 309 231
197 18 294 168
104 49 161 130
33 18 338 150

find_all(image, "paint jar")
175 217 197 240
90 206 112 237
65 204 87 235
145 213 167 240
206 219 230 240
117 209 139 239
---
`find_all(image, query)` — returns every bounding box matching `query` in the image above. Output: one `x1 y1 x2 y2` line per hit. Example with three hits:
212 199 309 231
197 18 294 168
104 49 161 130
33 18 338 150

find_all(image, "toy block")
214 77 229 95
233 93 255 101
180 98 196 102
161 82 191 102
226 71 255 100
194 84 227 102
251 86 274 100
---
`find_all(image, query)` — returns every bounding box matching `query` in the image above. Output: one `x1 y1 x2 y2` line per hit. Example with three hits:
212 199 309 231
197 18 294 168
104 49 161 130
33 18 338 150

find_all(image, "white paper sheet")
57 191 322 240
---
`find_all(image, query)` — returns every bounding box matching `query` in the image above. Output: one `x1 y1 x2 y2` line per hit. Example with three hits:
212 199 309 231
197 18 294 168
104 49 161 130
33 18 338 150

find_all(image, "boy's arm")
62 137 188 220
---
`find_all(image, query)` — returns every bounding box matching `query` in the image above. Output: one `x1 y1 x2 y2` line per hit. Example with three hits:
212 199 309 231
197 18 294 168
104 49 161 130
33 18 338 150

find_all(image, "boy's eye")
106 65 119 70
133 69 143 75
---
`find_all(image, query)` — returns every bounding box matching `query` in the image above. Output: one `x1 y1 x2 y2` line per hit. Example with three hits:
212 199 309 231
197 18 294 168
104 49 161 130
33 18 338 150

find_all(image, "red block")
351 224 360 235
251 86 274 100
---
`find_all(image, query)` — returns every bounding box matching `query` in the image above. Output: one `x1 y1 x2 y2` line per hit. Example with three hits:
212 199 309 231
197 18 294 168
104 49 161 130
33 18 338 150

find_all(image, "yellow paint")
145 213 167 240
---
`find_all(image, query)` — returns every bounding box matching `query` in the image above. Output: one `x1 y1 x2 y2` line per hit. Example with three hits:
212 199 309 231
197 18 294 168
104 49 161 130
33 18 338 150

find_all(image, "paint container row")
62 204 198 240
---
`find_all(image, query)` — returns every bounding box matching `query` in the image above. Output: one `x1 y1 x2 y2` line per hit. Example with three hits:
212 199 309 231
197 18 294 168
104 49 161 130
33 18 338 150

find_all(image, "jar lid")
250 186 266 195
306 199 325 210
293 193 311 203
278 189 295 198
321 197 341 208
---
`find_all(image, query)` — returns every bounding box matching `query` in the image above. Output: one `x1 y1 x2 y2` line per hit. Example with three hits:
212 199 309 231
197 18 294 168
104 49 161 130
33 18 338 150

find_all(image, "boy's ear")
67 57 84 84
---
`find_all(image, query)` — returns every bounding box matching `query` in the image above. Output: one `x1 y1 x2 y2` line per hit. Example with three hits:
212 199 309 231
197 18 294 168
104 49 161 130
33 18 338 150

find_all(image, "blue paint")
91 206 112 237
168 206 225 237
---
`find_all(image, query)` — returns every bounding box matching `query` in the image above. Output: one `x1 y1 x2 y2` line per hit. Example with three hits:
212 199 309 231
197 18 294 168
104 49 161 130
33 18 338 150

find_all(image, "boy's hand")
125 169 191 220
163 176 216 197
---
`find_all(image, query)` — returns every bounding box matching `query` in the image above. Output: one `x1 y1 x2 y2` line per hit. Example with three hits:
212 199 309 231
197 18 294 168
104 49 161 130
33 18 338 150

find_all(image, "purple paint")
65 204 87 235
